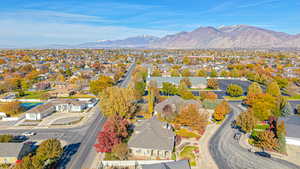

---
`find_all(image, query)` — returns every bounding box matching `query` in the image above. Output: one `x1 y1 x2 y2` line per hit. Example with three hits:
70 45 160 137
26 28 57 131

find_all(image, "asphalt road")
0 63 136 169
209 103 300 169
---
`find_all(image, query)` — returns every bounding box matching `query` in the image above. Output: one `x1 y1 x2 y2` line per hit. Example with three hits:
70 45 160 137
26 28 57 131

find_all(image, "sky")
0 0 299 47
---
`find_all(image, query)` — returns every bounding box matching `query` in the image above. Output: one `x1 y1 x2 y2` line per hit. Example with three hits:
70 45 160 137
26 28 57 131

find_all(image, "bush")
176 128 200 138
0 134 13 142
226 84 243 97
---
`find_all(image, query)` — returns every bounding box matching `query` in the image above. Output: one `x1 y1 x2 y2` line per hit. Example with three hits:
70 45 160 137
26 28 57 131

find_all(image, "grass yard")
176 128 200 138
180 146 198 166
223 96 246 101
287 95 300 100
20 91 49 99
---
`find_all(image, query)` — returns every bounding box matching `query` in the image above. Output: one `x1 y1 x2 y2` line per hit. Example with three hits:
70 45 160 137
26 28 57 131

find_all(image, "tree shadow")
55 143 81 169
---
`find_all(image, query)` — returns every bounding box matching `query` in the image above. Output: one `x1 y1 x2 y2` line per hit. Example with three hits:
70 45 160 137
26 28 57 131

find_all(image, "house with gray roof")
154 95 200 115
141 160 191 169
280 115 300 146
147 77 207 89
128 117 175 159
0 143 32 164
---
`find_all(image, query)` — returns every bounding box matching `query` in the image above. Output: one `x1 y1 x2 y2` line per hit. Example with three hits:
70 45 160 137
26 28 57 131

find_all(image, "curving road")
209 103 300 169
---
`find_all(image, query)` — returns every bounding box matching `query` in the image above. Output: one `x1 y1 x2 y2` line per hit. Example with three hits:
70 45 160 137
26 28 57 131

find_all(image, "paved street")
209 103 300 169
0 63 136 169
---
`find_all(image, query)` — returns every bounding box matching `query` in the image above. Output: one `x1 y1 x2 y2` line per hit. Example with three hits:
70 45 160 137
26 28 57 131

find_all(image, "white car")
21 131 36 137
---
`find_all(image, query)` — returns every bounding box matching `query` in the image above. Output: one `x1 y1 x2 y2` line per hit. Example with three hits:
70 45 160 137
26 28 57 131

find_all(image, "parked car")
21 131 36 137
255 152 271 158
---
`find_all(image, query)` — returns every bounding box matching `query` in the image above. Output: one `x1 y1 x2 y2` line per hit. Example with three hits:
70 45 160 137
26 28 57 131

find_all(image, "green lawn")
287 95 300 100
20 91 49 99
176 128 200 138
223 96 246 101
180 146 198 166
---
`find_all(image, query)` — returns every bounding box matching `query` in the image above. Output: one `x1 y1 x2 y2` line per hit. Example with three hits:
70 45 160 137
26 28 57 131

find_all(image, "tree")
95 116 129 153
255 130 279 151
99 87 137 117
162 82 177 95
226 84 243 97
134 81 146 97
180 78 192 88
196 69 207 77
89 75 114 96
177 82 195 100
200 91 217 101
36 139 63 161
251 93 277 121
148 80 159 114
183 56 191 65
151 68 162 76
0 134 13 142
266 81 281 97
111 143 129 160
159 104 177 123
181 69 192 77
170 69 180 77
213 101 230 121
175 104 209 134
236 111 257 133
0 101 23 116
207 79 219 89
244 82 263 105
210 69 218 77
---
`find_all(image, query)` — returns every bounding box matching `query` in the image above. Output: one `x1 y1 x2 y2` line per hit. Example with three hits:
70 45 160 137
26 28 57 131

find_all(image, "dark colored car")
255 152 271 158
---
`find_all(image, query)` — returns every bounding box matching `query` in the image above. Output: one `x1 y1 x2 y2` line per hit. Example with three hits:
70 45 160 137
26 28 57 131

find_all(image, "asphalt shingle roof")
141 160 191 169
128 117 175 151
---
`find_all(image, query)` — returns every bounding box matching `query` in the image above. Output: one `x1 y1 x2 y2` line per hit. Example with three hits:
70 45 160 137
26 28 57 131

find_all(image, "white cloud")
0 19 173 47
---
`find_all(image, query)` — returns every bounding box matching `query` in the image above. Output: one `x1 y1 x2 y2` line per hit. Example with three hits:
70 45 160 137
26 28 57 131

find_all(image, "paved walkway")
239 133 300 167
197 123 220 169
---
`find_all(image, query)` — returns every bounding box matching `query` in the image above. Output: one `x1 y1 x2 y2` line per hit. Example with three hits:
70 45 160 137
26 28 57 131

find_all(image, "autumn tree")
244 82 263 105
266 81 281 97
251 93 277 121
111 143 129 160
207 79 219 89
213 101 231 121
226 84 243 97
196 69 207 77
36 139 63 161
95 116 129 153
158 104 178 123
180 78 192 88
170 69 180 77
89 75 114 96
175 104 209 134
200 91 217 101
147 80 159 114
0 101 23 116
0 134 13 142
162 82 177 96
236 111 257 133
177 83 195 100
181 69 192 77
99 87 137 117
151 68 162 76
255 130 279 151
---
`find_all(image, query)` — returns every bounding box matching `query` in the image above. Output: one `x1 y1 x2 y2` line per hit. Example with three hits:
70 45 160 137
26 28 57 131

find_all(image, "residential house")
0 143 32 164
128 117 175 160
25 102 55 121
51 99 87 112
154 95 200 115
141 160 191 169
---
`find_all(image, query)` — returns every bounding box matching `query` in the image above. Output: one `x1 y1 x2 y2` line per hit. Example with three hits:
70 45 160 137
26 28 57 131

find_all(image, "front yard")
179 146 198 166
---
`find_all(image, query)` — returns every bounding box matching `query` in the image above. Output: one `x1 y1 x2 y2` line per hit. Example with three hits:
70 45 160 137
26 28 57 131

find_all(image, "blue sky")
0 0 299 47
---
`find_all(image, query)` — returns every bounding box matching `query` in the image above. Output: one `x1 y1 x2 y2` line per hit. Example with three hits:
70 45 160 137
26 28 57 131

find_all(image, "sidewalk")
239 134 300 166
197 123 220 169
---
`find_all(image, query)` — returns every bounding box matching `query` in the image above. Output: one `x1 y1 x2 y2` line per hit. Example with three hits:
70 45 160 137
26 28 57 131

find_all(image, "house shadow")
55 143 81 169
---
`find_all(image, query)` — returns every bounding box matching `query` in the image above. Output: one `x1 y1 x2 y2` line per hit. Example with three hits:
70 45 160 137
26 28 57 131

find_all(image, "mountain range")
42 25 300 49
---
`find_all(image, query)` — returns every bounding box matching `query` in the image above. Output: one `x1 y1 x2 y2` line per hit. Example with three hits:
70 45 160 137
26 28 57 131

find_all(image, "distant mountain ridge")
149 25 300 49
32 25 300 49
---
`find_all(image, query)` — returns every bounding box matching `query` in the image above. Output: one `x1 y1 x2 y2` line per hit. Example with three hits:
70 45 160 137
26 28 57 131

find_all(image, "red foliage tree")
94 116 129 153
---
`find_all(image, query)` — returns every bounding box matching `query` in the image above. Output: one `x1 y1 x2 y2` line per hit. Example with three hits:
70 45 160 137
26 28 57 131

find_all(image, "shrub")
226 84 243 97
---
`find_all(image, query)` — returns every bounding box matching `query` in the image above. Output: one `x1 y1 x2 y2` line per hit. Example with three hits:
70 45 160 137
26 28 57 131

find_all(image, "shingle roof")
147 77 207 88
0 143 25 157
154 96 201 114
26 102 54 115
128 117 175 151
141 160 191 169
